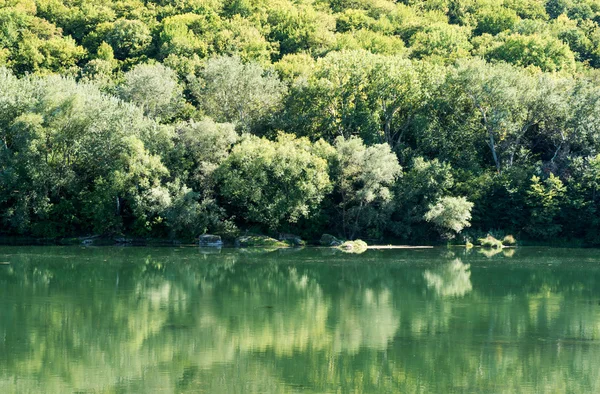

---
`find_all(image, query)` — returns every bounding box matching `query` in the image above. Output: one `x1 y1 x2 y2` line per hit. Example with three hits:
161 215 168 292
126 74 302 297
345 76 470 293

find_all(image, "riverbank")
0 235 593 249
368 245 434 249
0 236 432 249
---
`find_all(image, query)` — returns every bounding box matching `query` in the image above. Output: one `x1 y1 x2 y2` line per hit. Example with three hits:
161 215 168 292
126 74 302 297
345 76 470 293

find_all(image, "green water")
1 246 600 393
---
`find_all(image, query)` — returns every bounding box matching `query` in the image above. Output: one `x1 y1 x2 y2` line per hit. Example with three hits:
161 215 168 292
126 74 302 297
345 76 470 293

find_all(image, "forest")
1 0 600 244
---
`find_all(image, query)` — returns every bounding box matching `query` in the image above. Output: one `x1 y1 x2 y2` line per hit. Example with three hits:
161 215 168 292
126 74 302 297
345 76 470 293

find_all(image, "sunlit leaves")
216 133 332 229
424 196 474 237
191 55 286 131
333 136 401 238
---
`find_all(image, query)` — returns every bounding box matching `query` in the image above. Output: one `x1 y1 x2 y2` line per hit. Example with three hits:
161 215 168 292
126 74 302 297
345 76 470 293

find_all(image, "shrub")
235 235 288 248
478 235 503 249
338 239 368 254
503 235 517 245
424 196 474 239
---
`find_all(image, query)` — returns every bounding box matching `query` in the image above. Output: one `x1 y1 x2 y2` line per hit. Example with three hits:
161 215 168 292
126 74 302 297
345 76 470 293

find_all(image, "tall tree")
216 133 332 230
333 136 402 239
191 55 287 131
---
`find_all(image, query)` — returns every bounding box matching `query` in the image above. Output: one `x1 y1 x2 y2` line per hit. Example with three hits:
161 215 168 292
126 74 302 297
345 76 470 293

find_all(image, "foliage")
525 174 566 239
338 239 368 254
191 55 287 131
283 50 440 146
332 136 402 239
409 23 473 62
215 133 332 230
484 33 576 72
503 234 517 245
478 234 504 248
0 70 172 236
424 196 474 239
96 19 152 60
394 157 454 238
3 0 600 243
117 63 184 121
170 118 238 194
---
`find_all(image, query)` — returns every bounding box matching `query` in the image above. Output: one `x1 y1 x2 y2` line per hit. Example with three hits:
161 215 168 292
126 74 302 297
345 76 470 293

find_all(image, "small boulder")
235 235 287 248
320 234 342 246
278 233 304 246
338 239 368 254
80 235 101 246
199 234 223 247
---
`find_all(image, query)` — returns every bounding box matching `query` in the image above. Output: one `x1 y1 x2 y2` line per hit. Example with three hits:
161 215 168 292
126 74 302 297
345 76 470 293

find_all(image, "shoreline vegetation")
0 232 568 250
3 1 600 247
0 233 592 259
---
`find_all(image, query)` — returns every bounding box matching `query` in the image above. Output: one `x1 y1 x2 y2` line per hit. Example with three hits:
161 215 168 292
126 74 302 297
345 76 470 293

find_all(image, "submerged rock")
198 234 223 247
199 246 222 254
320 234 342 246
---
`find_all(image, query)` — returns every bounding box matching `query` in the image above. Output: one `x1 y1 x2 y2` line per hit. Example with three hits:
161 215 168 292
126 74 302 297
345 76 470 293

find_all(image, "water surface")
1 246 600 393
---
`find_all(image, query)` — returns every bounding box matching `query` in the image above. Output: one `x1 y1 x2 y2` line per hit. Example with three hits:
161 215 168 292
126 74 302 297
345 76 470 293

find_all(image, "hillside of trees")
2 0 600 244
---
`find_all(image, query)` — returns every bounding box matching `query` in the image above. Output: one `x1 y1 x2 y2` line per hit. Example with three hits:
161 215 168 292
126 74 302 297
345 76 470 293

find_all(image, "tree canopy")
2 0 600 243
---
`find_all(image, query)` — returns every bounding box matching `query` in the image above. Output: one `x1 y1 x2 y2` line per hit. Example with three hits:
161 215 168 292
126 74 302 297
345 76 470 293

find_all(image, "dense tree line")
2 0 600 243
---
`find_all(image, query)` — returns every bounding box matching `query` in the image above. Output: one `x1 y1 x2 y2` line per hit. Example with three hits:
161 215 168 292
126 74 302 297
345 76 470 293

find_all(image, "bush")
338 239 368 254
503 235 517 245
424 196 474 239
478 235 503 249
235 235 288 248
216 133 332 230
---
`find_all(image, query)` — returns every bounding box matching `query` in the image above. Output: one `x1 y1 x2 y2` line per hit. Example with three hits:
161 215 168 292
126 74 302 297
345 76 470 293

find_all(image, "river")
1 246 599 393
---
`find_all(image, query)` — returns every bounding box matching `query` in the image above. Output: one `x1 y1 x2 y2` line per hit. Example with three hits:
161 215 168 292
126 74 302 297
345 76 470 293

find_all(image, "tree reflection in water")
423 258 472 297
1 246 600 393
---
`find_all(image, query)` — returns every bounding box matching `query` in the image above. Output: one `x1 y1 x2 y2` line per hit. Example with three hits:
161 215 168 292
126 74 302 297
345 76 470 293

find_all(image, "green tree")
474 7 520 35
283 50 377 142
191 55 287 131
393 157 454 238
525 174 566 239
158 13 216 59
216 133 332 230
97 19 152 60
265 0 336 56
0 9 86 75
117 63 184 121
333 136 402 239
448 59 570 172
409 23 473 62
284 51 440 147
484 33 576 72
369 57 443 149
170 119 238 194
162 180 230 239
0 69 172 236
424 196 474 239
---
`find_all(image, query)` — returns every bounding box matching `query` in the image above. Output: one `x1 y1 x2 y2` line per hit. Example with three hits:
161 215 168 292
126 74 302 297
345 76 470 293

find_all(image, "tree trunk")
350 202 364 240
488 129 500 173
475 103 500 173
